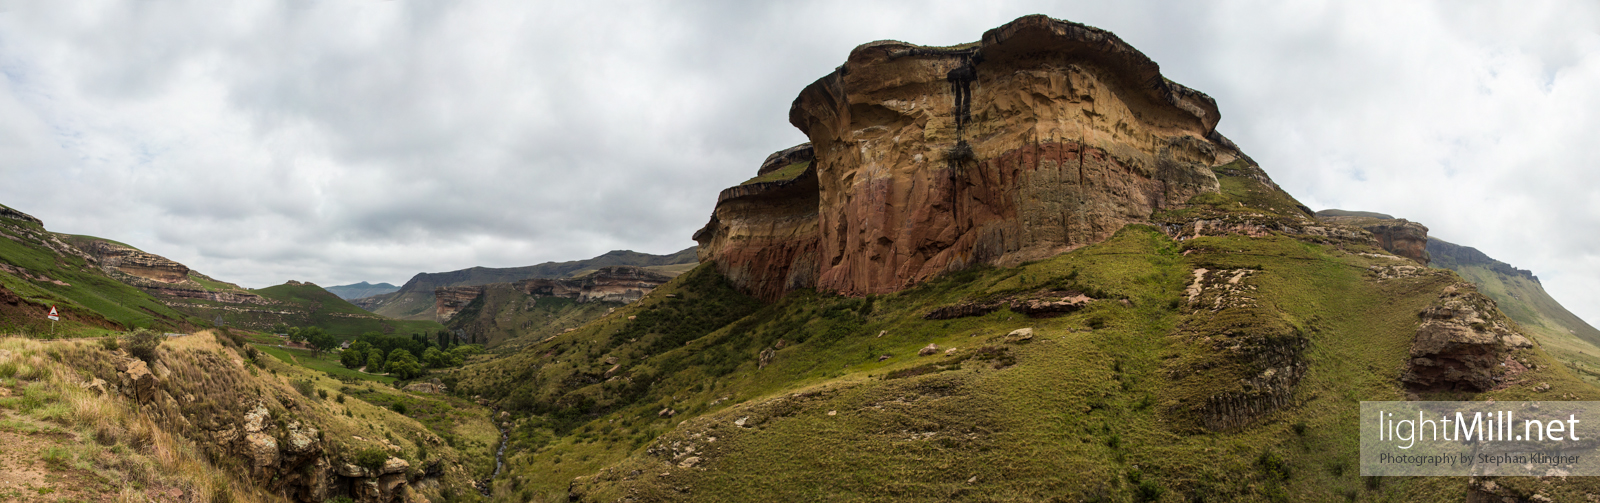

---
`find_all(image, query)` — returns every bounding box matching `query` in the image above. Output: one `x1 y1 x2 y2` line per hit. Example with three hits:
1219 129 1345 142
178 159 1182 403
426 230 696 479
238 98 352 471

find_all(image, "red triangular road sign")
47 306 59 321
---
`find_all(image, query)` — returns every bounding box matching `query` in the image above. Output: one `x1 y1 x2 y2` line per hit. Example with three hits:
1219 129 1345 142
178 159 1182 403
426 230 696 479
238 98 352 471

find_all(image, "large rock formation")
78 239 192 284
1313 210 1431 265
433 285 487 322
434 266 670 322
698 15 1251 299
1404 282 1532 391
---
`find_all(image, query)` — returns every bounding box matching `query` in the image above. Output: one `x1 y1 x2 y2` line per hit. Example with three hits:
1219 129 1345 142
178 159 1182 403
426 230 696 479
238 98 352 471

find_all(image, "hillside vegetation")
0 210 201 336
451 165 1600 502
0 329 498 501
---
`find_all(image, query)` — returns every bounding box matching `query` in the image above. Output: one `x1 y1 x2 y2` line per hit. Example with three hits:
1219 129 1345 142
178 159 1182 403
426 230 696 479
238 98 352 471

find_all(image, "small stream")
480 415 510 496
493 423 509 478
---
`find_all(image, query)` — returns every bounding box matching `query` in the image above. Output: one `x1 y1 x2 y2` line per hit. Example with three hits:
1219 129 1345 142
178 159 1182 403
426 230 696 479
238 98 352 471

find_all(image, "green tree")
386 349 424 379
303 327 337 356
270 322 289 335
340 346 364 369
366 348 386 373
448 344 481 366
422 346 446 368
287 327 306 344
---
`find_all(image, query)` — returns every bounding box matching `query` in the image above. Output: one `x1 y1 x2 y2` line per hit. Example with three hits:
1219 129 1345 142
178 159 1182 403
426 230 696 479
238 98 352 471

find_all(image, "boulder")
918 344 940 356
1404 283 1528 391
1005 328 1034 343
116 359 156 403
380 456 409 475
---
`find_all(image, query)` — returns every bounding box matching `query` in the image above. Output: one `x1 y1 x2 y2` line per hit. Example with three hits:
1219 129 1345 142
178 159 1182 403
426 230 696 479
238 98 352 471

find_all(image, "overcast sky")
0 1 1595 326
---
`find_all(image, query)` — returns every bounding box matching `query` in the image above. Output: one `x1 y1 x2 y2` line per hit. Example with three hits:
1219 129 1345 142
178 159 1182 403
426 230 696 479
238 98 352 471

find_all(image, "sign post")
47 306 58 335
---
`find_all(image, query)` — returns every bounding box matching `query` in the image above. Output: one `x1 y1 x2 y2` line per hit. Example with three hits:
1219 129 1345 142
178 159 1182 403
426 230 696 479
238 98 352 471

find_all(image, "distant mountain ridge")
355 247 699 320
324 281 399 300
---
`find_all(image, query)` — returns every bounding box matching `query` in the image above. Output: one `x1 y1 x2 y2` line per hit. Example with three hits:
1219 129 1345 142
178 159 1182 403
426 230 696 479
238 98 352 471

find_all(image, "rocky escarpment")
698 14 1248 299
70 237 270 304
693 147 821 302
433 286 487 323
434 266 670 322
1404 282 1533 391
1313 210 1431 265
77 239 193 284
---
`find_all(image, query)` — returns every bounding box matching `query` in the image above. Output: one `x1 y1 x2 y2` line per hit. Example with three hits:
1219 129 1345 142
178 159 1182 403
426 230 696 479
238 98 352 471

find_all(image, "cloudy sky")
1 1 1595 326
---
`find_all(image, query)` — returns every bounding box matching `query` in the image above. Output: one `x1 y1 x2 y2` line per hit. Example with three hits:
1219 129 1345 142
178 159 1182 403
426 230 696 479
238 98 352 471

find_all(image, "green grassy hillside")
444 284 620 350
0 210 201 336
249 282 446 338
447 164 1600 502
1429 237 1600 385
325 281 400 300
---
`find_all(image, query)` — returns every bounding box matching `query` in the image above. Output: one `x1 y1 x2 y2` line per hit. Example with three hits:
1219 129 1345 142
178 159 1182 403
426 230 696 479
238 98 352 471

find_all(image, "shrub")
124 328 164 362
1258 450 1291 481
354 448 387 471
291 380 315 398
100 335 119 351
392 402 408 415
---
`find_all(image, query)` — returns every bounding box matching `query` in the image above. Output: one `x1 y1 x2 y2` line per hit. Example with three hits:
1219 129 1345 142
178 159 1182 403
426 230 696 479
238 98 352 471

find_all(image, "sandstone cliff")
698 15 1253 299
1313 210 1431 265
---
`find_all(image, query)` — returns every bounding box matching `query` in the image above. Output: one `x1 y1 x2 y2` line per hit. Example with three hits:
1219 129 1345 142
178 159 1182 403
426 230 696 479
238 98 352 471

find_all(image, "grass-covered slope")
325 281 401 300
444 284 620 350
0 329 497 501
1429 236 1600 384
365 248 698 321
247 282 446 338
449 164 1598 502
0 210 201 336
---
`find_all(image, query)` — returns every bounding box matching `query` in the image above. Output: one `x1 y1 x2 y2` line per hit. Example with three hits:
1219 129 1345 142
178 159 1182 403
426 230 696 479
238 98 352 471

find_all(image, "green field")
252 343 397 384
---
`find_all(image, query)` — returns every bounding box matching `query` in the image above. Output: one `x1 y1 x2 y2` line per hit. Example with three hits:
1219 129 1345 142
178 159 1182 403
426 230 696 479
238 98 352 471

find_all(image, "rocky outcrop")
78 239 192 284
693 147 821 302
923 290 1093 320
517 266 672 304
435 266 671 322
433 285 486 322
0 205 42 226
1404 282 1532 391
1313 210 1431 265
115 358 157 403
698 15 1246 299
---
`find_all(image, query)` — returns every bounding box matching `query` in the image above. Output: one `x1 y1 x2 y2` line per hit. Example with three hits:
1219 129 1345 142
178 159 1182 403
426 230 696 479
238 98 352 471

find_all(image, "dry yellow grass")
0 334 276 502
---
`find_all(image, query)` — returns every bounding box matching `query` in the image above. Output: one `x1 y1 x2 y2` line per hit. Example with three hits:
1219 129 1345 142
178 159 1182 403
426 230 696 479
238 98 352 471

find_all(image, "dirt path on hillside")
0 411 102 501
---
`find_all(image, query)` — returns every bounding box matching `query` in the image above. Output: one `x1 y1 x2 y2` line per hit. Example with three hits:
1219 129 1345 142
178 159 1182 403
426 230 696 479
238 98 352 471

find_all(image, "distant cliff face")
434 266 670 322
698 15 1247 299
79 239 193 284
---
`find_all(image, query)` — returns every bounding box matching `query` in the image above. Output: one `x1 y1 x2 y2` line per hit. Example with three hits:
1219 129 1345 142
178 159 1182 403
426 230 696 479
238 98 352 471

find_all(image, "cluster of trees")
337 330 482 380
270 323 339 356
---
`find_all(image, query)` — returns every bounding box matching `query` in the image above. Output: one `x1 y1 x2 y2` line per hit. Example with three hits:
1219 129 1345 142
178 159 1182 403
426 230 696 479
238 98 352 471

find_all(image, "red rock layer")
693 163 821 302
699 15 1247 299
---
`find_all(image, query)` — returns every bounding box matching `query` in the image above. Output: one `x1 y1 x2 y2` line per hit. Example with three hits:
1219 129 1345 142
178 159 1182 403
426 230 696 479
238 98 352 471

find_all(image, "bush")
124 328 164 362
354 449 388 471
100 335 119 351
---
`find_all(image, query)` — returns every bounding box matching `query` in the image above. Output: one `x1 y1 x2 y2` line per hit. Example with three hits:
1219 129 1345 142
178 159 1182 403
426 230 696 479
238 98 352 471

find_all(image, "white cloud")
0 1 1594 327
